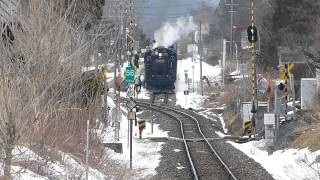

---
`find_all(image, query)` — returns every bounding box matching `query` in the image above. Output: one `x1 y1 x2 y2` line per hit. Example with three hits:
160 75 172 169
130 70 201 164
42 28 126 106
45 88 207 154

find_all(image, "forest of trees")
195 0 320 70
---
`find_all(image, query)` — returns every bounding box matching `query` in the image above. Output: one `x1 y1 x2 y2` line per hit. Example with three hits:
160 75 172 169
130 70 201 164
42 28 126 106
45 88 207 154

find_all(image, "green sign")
125 66 135 84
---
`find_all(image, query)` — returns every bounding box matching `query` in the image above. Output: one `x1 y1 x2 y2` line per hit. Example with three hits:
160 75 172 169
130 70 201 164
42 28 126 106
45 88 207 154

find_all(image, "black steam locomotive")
144 44 177 91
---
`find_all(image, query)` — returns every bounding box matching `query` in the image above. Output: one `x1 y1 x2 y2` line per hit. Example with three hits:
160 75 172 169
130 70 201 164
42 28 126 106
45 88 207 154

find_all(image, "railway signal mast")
248 0 258 139
127 0 136 170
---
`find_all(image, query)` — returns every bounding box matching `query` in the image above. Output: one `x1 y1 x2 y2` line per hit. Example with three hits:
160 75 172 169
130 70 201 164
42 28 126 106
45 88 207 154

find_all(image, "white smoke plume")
153 16 197 48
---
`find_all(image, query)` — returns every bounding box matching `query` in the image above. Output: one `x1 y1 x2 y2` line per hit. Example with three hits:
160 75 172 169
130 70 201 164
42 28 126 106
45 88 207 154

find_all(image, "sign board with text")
125 66 135 84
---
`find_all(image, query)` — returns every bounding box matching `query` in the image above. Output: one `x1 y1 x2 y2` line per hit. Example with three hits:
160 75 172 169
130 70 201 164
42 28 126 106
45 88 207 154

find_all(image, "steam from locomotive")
153 16 197 48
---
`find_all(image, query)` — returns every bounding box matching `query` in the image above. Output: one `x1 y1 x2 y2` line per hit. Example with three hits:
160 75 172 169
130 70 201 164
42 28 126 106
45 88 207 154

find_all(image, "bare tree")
0 0 116 178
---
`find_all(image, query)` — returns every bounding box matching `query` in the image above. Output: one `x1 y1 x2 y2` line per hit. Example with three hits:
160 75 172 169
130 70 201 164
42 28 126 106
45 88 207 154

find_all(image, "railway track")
136 101 237 180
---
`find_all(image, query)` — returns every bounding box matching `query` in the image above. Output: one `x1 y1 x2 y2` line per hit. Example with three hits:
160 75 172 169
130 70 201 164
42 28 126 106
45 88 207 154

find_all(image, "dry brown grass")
214 83 244 135
290 125 320 151
0 0 127 178
216 85 236 106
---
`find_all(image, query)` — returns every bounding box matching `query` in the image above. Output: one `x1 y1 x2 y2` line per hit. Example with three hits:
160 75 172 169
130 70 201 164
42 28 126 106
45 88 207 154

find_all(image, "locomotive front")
144 46 177 90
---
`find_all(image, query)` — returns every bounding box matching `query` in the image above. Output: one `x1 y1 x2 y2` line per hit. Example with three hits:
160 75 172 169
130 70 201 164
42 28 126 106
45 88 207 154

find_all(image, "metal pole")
199 21 203 96
114 93 119 141
284 64 288 121
250 0 257 140
151 118 153 134
113 31 117 96
127 119 130 148
289 74 295 120
129 0 134 170
130 118 133 169
235 43 239 74
85 120 90 180
192 65 195 92
222 39 227 85
185 94 187 105
230 0 234 59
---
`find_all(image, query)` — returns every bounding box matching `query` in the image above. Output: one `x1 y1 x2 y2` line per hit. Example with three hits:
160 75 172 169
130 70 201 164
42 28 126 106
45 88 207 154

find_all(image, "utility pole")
199 21 203 96
85 120 90 180
289 74 295 120
128 0 135 170
222 39 227 85
226 0 238 60
192 65 195 92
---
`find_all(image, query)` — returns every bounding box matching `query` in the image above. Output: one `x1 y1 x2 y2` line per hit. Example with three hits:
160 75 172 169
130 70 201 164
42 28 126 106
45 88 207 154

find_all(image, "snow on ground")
198 107 227 133
215 131 228 138
217 113 228 133
176 163 185 170
0 162 49 180
174 149 182 153
229 140 320 180
1 145 106 179
175 57 221 109
100 96 168 179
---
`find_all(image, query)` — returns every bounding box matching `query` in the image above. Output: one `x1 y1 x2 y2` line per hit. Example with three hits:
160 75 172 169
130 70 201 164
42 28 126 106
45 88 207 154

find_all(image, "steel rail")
137 103 199 180
136 101 237 180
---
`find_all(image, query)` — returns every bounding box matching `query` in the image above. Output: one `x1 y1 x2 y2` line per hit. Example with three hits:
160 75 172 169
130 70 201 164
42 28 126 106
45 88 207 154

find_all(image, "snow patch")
174 149 182 153
215 131 227 138
176 163 185 170
217 113 228 133
229 140 320 180
174 57 221 109
100 97 169 179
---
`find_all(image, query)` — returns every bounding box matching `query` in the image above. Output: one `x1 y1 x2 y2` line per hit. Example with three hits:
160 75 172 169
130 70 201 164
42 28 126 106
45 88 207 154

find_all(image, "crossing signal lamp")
247 25 258 43
278 83 285 91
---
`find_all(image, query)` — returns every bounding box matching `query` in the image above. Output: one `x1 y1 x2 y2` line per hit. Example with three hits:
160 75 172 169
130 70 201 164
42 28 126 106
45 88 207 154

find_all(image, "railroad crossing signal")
126 98 136 111
247 25 258 43
125 66 135 84
138 120 146 139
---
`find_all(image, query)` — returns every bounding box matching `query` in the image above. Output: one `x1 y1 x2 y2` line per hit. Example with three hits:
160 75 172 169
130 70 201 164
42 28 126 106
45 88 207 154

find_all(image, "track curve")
136 101 238 180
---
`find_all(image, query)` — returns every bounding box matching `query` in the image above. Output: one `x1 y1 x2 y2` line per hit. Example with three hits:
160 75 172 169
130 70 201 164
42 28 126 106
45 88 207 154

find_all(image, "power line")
134 0 218 9
135 6 216 18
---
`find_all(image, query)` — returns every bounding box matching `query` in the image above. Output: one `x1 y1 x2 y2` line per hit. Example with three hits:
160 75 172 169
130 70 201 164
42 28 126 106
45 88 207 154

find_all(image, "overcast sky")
136 0 219 38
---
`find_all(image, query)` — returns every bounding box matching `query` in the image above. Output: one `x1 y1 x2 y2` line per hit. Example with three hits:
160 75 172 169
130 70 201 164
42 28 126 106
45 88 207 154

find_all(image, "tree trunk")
4 112 15 180
4 144 13 180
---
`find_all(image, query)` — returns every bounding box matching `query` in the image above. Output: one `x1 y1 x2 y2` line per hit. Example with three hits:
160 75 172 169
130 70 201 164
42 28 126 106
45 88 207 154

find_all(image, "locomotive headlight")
159 53 162 57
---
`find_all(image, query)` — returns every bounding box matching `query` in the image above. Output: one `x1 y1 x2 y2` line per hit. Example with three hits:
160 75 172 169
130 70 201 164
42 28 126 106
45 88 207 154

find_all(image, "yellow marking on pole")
284 64 288 121
250 0 256 138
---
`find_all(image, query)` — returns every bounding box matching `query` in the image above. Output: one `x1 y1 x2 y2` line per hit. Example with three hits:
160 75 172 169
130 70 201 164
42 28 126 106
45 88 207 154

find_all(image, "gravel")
139 107 193 180
138 101 274 180
186 109 274 180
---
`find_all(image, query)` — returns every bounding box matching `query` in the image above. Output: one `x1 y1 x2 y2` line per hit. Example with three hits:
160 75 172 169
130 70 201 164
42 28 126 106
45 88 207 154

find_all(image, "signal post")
126 0 136 170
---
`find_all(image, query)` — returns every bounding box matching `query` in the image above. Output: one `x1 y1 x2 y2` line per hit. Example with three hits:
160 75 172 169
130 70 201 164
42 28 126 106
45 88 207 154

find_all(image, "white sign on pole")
265 125 275 147
264 113 275 125
128 111 136 120
242 103 252 127
264 113 275 147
